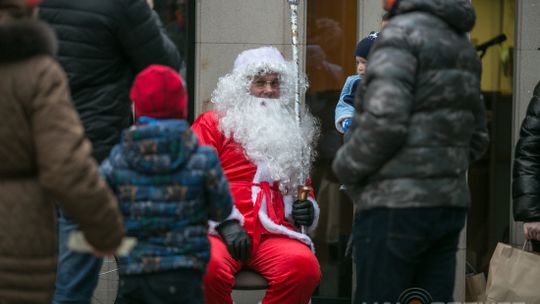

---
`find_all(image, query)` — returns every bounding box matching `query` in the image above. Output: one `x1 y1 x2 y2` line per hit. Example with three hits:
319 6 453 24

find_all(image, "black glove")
292 199 314 227
216 220 251 261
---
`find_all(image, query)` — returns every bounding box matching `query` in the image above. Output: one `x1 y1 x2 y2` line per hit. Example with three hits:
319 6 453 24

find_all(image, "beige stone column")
194 0 306 116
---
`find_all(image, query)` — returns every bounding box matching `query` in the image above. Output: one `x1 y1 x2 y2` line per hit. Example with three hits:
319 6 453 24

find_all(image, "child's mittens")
342 118 352 133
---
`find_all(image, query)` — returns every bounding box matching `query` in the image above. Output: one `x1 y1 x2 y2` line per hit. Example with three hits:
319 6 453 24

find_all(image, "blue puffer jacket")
100 119 233 274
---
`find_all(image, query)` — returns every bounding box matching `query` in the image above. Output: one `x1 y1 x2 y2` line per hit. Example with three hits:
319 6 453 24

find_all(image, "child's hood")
117 119 198 174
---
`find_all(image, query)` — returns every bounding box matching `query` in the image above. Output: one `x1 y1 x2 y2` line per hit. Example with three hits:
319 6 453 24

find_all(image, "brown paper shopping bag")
484 242 540 304
465 272 486 302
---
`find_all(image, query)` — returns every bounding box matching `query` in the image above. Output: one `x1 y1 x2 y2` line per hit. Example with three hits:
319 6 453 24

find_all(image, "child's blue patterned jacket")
100 118 234 274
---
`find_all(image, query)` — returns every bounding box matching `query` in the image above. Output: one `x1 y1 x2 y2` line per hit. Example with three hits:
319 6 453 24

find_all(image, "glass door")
153 0 196 122
306 1 357 302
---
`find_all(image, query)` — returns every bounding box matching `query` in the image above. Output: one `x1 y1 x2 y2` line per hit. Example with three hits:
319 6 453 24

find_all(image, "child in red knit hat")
100 65 244 304
130 64 188 120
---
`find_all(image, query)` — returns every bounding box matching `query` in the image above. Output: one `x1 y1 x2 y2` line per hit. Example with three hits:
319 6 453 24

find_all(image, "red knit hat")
130 65 187 120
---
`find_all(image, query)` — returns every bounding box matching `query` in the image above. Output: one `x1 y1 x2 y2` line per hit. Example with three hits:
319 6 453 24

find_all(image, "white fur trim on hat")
233 46 286 73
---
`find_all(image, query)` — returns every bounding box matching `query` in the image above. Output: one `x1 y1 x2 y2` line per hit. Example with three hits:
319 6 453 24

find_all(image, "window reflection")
306 1 357 301
154 0 188 77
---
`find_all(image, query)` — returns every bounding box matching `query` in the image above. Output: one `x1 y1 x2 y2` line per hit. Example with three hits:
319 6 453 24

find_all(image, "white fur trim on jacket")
208 206 244 236
252 162 317 252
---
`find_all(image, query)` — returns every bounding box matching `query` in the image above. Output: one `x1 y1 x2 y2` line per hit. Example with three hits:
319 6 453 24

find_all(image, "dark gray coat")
513 81 540 222
332 0 489 210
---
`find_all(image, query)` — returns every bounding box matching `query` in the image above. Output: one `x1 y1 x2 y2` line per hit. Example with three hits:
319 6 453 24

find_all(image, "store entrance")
306 0 516 301
305 1 358 302
467 0 515 275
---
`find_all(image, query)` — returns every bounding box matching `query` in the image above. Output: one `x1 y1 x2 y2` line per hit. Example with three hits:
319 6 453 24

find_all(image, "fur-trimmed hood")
0 19 57 63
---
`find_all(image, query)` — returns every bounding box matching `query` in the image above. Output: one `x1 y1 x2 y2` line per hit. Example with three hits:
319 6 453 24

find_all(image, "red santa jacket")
192 111 319 251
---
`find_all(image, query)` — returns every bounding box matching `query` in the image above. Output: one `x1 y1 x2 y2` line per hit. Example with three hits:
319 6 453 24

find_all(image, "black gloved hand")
292 199 314 227
216 220 251 261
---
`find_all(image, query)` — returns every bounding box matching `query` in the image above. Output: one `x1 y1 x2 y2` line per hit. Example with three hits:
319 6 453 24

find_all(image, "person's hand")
342 118 352 133
292 200 314 227
216 220 251 261
523 222 540 241
146 0 154 9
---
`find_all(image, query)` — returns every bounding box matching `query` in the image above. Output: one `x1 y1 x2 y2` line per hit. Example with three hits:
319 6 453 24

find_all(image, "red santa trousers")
204 235 321 304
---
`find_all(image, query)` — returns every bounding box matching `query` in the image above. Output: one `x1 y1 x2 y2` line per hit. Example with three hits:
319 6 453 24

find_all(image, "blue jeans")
117 269 203 304
353 207 466 304
53 208 103 304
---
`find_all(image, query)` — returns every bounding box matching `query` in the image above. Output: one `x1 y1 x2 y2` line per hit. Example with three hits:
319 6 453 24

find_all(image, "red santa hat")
130 65 187 120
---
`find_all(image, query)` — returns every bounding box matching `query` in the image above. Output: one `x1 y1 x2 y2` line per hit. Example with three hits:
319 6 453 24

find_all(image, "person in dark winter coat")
512 80 540 252
100 65 243 304
38 1 182 302
332 0 489 302
0 0 124 302
39 0 182 162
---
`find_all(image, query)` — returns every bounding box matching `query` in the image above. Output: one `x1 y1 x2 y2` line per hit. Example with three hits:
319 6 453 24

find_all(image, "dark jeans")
532 240 540 252
54 208 103 304
117 269 204 304
353 207 467 304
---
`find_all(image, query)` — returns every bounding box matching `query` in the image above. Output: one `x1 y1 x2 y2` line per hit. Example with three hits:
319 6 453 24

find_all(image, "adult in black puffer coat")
512 80 540 252
40 0 181 162
38 1 181 303
332 0 489 302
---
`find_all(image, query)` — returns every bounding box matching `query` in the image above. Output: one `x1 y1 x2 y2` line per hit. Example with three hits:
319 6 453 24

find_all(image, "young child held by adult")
100 65 246 304
334 31 379 134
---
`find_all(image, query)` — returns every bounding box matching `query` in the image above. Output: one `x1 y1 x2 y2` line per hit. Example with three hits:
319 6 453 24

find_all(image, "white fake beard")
217 95 318 192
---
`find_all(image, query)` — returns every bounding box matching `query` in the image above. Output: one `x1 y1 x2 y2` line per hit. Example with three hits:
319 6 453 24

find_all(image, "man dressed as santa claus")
192 46 321 304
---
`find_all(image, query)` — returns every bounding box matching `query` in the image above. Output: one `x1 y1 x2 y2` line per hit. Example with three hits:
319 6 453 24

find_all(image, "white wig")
212 46 308 109
211 46 318 191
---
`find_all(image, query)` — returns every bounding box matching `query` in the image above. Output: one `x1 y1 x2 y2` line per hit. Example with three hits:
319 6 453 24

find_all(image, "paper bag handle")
522 239 531 252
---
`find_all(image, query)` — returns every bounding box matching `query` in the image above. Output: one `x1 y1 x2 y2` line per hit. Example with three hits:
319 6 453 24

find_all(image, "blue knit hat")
354 31 379 59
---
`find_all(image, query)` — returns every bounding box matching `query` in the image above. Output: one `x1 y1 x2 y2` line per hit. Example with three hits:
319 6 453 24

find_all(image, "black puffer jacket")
332 0 489 210
513 81 540 222
40 0 181 162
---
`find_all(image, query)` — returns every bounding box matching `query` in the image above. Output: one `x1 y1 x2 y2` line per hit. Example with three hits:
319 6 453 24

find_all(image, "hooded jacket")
0 19 124 303
100 119 236 274
332 0 489 210
513 81 540 222
39 0 182 162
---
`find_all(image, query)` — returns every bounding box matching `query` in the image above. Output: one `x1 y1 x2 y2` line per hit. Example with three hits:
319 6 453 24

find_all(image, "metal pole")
288 0 301 180
288 0 308 234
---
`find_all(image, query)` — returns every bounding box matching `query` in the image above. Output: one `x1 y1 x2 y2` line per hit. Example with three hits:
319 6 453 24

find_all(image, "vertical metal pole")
288 0 307 234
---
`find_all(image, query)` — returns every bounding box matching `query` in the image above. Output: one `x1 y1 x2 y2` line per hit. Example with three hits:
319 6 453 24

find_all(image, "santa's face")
211 57 319 190
249 73 281 99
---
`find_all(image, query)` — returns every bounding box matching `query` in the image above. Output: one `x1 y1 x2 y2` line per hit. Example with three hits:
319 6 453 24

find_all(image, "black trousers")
117 269 203 304
532 240 540 252
353 207 467 304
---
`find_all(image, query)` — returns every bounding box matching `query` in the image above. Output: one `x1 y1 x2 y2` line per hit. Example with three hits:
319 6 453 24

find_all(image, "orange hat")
386 0 397 9
130 65 188 120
